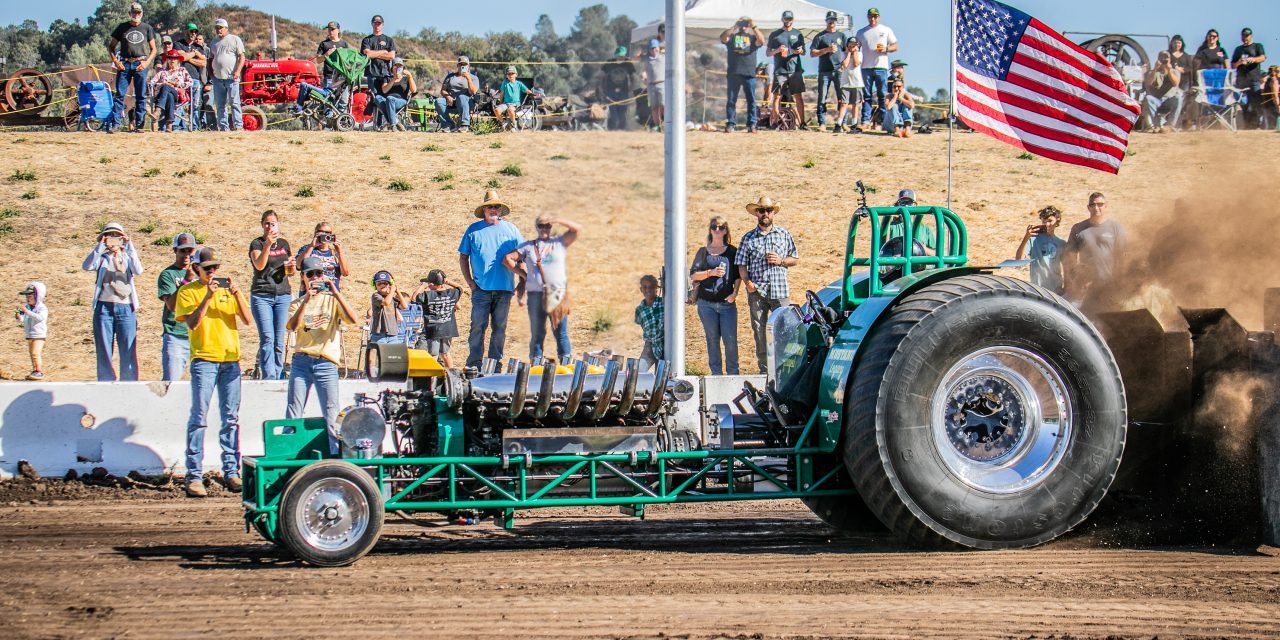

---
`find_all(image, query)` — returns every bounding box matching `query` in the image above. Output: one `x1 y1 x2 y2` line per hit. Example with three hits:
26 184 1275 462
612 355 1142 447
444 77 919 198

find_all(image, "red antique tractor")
215 53 373 131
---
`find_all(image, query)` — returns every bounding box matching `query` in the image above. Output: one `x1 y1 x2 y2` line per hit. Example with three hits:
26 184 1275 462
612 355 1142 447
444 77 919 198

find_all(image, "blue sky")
4 1 1276 93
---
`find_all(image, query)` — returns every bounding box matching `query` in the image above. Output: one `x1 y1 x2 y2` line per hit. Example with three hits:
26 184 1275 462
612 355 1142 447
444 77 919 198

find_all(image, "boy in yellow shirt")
286 257 358 453
173 247 251 498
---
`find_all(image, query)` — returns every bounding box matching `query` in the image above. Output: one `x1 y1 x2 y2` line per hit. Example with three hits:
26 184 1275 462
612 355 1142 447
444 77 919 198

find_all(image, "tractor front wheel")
242 105 267 131
844 274 1126 549
278 460 384 566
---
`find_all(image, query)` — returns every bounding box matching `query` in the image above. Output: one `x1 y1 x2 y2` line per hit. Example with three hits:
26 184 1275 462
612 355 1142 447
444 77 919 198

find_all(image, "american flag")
954 0 1140 173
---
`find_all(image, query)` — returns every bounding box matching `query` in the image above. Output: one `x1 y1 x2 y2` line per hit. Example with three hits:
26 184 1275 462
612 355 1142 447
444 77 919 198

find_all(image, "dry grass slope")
0 129 1276 380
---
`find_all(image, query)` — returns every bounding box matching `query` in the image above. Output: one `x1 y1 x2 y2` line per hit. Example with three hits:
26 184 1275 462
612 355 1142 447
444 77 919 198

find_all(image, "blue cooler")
77 81 113 126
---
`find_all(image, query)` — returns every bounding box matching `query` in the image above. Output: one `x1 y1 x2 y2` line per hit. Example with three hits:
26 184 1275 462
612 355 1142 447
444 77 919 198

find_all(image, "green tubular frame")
243 412 857 537
842 206 968 309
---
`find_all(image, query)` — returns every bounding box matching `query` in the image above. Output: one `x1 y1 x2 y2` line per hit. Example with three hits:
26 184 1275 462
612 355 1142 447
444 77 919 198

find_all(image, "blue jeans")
110 61 147 129
296 81 328 108
365 74 388 125
286 353 341 454
882 102 913 133
726 74 757 129
377 94 408 127
435 94 472 129
161 333 190 382
184 82 202 131
93 301 138 381
186 358 241 482
861 68 889 124
250 292 291 380
526 291 571 362
815 70 840 125
211 78 242 131
369 333 399 344
154 85 179 128
1143 91 1184 130
466 288 512 369
696 299 740 375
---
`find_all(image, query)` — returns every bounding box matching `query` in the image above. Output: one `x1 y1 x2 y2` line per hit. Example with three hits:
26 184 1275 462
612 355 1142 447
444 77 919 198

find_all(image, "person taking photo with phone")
248 210 294 379
82 222 143 381
174 247 250 498
286 256 358 454
1015 205 1067 295
295 221 349 292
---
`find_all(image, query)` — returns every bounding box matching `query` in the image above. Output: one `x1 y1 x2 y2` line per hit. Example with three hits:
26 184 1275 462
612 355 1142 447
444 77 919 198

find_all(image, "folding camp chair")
1196 69 1242 131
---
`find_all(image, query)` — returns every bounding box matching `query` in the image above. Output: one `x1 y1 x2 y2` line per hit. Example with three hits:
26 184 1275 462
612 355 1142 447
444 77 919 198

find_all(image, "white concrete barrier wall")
0 380 399 478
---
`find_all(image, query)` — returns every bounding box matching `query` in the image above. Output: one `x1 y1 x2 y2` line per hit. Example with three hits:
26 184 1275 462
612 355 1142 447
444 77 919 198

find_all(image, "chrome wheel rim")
929 346 1072 494
294 477 369 552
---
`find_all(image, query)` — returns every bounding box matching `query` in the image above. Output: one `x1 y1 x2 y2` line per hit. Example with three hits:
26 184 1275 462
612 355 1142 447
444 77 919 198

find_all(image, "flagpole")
947 0 957 210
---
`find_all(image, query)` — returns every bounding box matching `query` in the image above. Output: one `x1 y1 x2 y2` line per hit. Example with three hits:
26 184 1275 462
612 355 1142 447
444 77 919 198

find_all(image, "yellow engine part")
529 363 606 376
406 349 447 378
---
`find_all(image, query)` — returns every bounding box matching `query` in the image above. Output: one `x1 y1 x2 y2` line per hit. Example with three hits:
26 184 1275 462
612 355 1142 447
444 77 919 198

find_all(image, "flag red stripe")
1003 65 1139 129
1012 52 1140 116
1018 32 1130 97
1027 18 1126 80
956 92 1126 161
956 71 1128 145
957 112 1122 174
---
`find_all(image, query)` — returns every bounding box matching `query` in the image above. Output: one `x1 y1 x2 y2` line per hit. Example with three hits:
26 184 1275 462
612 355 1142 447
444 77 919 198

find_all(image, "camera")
104 236 124 249
213 277 231 289
314 282 331 293
316 232 336 243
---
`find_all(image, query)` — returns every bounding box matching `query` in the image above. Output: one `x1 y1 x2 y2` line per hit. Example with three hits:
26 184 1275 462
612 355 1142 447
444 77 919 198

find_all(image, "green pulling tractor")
242 191 1132 566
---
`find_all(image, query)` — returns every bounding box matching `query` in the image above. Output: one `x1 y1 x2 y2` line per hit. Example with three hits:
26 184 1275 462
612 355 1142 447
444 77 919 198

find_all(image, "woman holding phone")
248 209 295 379
82 221 143 381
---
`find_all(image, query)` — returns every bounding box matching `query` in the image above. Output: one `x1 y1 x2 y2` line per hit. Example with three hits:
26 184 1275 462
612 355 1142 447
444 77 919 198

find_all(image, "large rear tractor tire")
278 460 384 566
241 105 267 131
844 274 1126 549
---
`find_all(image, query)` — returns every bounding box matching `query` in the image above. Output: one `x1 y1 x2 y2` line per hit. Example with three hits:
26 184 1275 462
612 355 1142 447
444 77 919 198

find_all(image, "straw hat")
474 189 511 218
745 195 781 215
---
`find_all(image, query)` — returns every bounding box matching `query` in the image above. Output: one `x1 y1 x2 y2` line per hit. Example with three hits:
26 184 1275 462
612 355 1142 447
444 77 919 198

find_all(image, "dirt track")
2 497 1277 639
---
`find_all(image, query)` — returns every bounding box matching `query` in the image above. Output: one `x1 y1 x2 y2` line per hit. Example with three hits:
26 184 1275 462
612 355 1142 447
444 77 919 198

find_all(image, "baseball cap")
868 7 881 16
649 38 661 50
191 247 221 268
101 222 125 236
825 10 838 21
161 35 172 44
781 10 795 20
392 57 405 67
371 14 384 23
426 270 446 286
457 55 470 64
896 189 917 204
214 18 228 28
1242 27 1253 36
172 232 197 250
129 2 142 13
186 22 199 32
373 270 393 284
891 59 908 68
300 256 325 273
505 65 517 74
20 283 36 295
615 46 628 57
325 21 340 30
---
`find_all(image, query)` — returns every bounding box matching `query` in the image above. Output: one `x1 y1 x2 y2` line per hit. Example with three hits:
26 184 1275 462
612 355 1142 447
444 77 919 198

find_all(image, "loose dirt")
0 496 1277 639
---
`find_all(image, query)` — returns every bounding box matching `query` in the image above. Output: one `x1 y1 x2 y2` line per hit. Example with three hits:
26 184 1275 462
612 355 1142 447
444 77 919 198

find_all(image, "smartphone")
105 237 123 249
314 282 331 293
213 277 231 289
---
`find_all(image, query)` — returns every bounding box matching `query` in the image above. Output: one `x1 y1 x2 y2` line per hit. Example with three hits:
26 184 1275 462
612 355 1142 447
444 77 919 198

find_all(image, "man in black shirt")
360 15 396 128
767 11 806 128
173 23 207 131
106 2 157 133
721 16 764 133
1232 28 1268 128
600 47 636 131
810 11 847 131
315 21 350 109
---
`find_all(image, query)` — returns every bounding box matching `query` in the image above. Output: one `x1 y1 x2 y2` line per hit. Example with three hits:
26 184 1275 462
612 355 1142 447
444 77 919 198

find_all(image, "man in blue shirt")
459 190 524 369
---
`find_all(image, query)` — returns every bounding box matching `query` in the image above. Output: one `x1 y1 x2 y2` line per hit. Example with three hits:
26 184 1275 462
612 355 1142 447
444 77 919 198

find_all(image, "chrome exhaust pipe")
590 358 621 421
507 357 520 374
616 357 641 416
507 361 529 419
534 358 557 419
562 360 589 419
482 358 500 375
644 359 672 418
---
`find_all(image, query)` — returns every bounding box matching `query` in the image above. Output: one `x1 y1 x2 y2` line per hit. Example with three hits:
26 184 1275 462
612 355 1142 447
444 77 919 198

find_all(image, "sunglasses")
199 264 220 273
710 224 727 231
1089 202 1108 208
304 270 324 278
757 208 776 214
536 223 552 229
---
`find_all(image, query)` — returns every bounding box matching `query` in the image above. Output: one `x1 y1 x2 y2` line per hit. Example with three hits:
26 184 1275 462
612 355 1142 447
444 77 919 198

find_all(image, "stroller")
297 47 369 132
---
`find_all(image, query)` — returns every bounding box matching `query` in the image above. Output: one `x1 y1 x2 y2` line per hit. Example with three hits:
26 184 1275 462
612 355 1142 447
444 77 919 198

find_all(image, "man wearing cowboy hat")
735 195 799 373
459 190 525 369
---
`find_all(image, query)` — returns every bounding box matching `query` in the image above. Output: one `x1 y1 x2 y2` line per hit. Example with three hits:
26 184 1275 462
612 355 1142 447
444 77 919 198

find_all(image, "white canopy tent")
632 0 854 47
